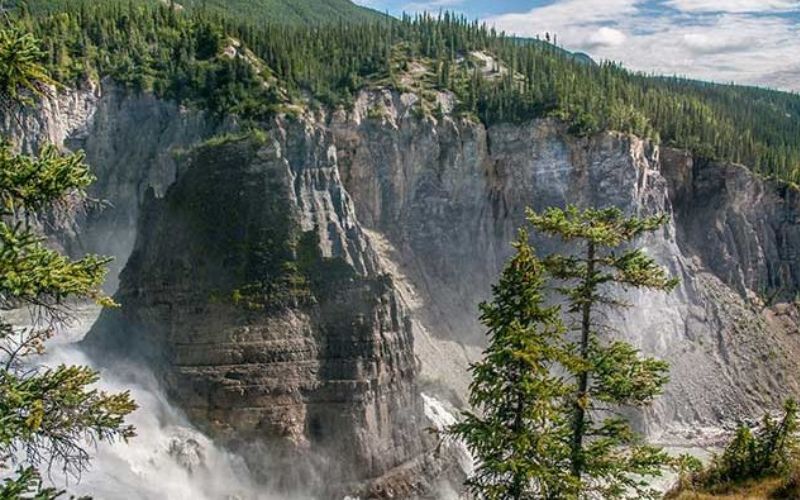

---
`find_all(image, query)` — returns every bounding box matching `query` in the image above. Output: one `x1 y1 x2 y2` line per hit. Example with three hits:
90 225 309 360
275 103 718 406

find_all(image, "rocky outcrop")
84 127 439 497
14 83 800 492
329 89 800 434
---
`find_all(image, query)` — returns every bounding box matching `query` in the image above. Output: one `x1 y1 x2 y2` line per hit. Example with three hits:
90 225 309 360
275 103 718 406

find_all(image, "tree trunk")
570 240 595 479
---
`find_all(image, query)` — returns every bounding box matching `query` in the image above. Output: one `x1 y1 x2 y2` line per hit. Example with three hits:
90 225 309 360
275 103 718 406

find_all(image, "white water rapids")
6 305 277 500
8 305 470 500
5 303 713 499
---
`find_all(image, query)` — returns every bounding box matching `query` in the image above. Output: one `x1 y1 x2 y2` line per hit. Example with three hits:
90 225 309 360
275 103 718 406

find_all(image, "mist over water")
14 302 692 500
38 306 284 500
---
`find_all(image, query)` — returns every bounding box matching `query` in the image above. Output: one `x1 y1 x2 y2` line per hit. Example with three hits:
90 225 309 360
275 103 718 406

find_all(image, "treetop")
526 205 670 248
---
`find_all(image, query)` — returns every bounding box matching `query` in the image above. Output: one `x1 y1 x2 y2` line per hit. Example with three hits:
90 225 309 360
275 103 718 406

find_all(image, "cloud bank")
354 0 800 92
485 0 800 91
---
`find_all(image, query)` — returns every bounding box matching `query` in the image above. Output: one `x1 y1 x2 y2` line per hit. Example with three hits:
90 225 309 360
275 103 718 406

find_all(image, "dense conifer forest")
13 0 385 25
8 0 800 183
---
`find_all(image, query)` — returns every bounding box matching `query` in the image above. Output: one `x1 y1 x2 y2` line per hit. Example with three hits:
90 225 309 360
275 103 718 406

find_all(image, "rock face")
13 83 800 492
662 149 800 299
84 127 438 497
331 91 671 347
328 89 800 433
2 82 227 289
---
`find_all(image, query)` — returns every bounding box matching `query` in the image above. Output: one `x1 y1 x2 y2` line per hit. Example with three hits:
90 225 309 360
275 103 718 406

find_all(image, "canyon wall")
9 83 800 494
330 90 800 434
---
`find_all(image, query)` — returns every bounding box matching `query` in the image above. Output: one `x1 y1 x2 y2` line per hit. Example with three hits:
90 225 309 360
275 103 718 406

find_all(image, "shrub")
675 400 798 495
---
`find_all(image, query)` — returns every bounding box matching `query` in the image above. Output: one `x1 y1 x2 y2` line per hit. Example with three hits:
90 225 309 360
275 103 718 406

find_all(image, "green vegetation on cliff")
169 0 384 25
6 0 385 25
9 0 800 183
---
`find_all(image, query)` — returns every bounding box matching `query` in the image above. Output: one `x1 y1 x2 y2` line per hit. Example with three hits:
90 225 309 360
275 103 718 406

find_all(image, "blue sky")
354 0 800 92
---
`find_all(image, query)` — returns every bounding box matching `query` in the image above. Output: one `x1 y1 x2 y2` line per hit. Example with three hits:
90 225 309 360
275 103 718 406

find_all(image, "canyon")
6 81 800 497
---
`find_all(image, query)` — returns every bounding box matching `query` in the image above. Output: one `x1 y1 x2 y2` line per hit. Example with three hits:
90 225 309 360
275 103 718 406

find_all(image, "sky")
354 0 800 92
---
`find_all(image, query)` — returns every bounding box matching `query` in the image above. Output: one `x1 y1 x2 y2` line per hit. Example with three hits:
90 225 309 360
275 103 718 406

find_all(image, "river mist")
33 306 292 500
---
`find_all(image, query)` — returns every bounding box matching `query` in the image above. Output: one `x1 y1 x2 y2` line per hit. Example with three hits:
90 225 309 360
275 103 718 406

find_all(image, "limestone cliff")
84 127 442 497
330 90 800 435
9 82 800 493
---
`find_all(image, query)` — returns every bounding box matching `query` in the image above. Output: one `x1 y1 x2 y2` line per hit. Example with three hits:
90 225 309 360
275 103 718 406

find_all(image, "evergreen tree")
0 25 136 498
450 207 678 499
528 205 678 498
0 26 53 110
447 230 575 499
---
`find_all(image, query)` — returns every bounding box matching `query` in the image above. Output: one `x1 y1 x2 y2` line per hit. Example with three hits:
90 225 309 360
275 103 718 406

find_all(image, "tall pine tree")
451 206 678 499
529 205 678 498
448 230 575 499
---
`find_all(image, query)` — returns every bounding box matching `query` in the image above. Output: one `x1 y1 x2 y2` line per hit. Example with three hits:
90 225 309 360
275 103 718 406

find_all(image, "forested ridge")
8 0 800 183
9 0 385 25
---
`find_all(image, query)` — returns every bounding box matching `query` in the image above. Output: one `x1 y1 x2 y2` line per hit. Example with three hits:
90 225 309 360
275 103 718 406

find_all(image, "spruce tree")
528 205 678 498
451 206 677 499
0 25 136 498
448 230 576 499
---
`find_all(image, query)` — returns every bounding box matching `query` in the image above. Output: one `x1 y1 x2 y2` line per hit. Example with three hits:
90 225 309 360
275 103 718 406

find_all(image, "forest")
9 0 800 184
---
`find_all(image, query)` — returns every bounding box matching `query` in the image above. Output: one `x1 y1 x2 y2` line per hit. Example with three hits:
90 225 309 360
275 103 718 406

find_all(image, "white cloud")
680 32 756 54
666 0 798 13
585 27 627 48
486 0 800 92
487 0 638 38
616 14 799 88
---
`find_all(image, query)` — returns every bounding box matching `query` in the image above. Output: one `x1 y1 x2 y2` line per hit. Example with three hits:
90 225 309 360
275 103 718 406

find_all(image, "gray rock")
9 83 800 494
83 127 436 497
329 90 800 434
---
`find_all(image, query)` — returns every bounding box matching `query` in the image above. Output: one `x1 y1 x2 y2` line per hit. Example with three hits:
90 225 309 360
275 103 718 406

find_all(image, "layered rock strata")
9 83 800 492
